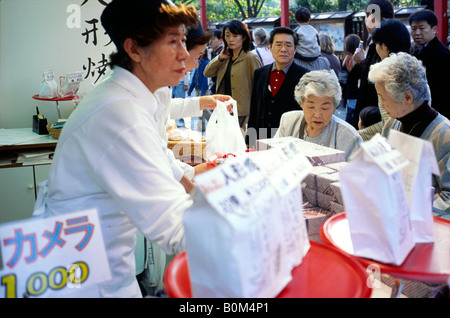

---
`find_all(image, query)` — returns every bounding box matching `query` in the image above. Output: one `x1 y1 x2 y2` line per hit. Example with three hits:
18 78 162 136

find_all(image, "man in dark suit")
351 0 394 128
247 27 309 148
409 9 450 119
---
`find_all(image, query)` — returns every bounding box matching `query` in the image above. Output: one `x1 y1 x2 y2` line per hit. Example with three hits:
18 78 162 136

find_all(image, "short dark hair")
372 19 411 54
222 19 252 52
365 0 394 20
101 0 198 71
408 9 438 28
359 106 381 127
343 34 361 54
269 27 298 46
295 8 311 23
213 29 222 40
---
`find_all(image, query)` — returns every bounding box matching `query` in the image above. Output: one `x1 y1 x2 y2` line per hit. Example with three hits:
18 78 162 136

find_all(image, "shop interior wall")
0 0 114 129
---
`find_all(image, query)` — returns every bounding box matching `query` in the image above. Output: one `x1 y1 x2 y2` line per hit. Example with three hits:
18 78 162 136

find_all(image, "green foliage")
174 0 423 21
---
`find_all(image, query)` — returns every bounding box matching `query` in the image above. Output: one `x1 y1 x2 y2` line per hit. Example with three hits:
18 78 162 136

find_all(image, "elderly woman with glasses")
369 52 450 218
274 70 363 160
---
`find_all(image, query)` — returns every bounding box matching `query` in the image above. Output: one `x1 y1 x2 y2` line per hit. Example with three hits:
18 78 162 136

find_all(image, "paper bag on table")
388 130 439 243
205 98 247 157
183 140 312 297
339 134 415 265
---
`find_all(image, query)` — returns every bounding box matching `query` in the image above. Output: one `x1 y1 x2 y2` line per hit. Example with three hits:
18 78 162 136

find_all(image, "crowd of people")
35 0 449 297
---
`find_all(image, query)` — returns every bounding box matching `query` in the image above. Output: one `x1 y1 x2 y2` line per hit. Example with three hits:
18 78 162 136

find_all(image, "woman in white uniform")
40 0 199 297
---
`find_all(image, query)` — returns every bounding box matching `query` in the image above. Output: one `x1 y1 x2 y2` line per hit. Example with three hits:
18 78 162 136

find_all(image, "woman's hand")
218 48 232 62
199 95 233 113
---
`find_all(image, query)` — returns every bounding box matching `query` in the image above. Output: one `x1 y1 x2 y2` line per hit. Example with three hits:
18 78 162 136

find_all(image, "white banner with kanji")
0 210 111 298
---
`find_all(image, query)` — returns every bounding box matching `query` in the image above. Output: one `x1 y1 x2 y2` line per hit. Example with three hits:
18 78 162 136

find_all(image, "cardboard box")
168 140 205 159
257 137 345 166
303 162 348 195
330 200 345 214
303 204 332 235
303 187 334 211
329 181 344 205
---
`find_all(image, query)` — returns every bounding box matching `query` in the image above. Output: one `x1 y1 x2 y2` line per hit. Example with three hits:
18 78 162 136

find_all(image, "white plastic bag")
39 69 58 98
205 99 247 157
59 72 83 97
388 130 439 243
184 141 312 297
339 134 415 265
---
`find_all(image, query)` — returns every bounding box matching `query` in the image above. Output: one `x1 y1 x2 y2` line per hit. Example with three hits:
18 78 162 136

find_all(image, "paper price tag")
361 134 409 175
0 210 111 298
67 73 83 83
253 141 312 196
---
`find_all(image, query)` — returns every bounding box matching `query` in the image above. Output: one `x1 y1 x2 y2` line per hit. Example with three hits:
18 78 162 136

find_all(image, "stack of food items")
257 137 349 237
166 120 205 159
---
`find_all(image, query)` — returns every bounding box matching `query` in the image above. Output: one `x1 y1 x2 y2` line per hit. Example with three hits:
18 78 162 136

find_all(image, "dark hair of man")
295 7 311 23
222 19 252 52
344 34 361 54
365 0 394 20
187 32 213 51
359 106 381 127
372 19 411 54
213 29 222 40
102 2 198 71
408 9 438 28
269 27 298 46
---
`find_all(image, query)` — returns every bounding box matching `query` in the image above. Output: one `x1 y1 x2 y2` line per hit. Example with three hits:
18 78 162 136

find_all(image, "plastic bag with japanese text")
59 72 83 98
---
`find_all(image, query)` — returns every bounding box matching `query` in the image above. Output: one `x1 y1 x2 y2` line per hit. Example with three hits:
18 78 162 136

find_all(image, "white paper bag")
205 99 247 157
388 130 439 243
184 141 312 297
339 134 415 265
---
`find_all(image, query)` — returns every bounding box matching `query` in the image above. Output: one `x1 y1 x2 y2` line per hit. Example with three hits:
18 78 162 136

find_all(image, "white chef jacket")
154 87 203 181
43 66 192 297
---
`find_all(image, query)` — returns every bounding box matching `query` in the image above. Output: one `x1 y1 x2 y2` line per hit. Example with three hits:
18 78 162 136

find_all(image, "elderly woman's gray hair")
294 70 341 108
368 52 431 104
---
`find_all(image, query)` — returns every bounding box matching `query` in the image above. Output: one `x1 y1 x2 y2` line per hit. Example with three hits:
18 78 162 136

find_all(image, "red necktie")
269 69 285 96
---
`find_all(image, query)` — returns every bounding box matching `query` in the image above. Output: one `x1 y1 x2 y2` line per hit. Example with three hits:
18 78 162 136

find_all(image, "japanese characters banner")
0 210 111 298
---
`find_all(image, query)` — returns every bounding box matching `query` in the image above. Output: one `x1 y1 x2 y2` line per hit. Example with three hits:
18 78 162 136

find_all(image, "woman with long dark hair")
204 19 262 130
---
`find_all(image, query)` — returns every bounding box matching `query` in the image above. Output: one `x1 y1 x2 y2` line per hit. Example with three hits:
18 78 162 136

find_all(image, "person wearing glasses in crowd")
247 27 309 148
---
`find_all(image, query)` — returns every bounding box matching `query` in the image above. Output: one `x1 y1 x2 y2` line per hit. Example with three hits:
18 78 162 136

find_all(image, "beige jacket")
204 50 262 117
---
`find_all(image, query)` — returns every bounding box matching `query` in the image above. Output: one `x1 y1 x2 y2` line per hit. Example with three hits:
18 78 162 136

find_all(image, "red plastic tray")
163 240 372 298
320 213 450 283
32 94 78 101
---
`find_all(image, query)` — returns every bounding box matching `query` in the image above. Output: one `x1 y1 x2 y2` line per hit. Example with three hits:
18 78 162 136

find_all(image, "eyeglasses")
272 42 295 51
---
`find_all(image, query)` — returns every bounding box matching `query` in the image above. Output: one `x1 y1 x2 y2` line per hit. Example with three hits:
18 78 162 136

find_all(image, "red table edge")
319 212 450 283
163 240 373 298
32 94 79 101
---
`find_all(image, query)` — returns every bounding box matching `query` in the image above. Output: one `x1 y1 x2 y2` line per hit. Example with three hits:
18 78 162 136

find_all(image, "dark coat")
247 62 309 147
413 36 450 119
352 41 381 128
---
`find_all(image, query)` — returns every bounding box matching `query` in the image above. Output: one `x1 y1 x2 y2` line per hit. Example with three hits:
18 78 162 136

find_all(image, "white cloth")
253 46 275 66
295 25 320 57
43 67 192 297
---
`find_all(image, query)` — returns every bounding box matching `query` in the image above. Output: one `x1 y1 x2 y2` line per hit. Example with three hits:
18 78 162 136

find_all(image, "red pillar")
434 0 448 44
200 0 207 31
281 0 290 27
